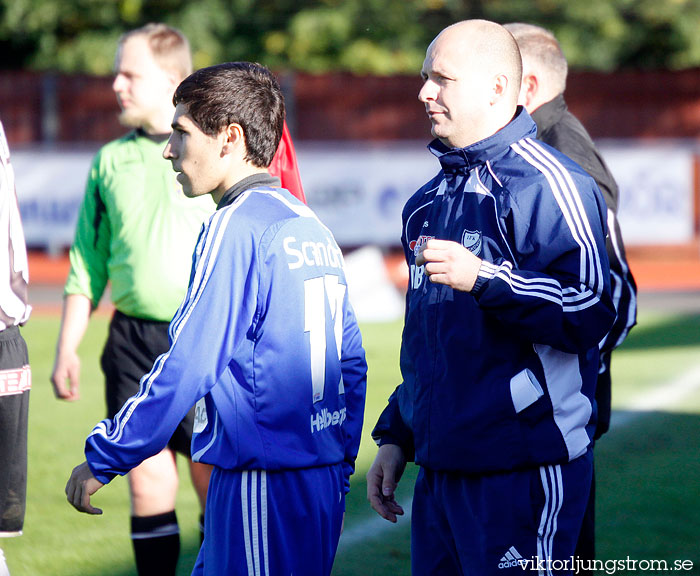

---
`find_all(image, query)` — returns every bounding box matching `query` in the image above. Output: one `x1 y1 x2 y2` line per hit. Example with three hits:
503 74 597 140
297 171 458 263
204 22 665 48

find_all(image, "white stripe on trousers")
241 470 269 576
537 464 564 576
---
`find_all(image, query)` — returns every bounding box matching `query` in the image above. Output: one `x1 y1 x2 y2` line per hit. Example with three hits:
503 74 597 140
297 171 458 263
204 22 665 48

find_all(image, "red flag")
269 120 306 203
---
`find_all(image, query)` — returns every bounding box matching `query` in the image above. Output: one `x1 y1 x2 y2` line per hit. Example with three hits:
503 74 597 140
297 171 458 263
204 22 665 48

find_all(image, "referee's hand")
367 444 406 523
51 351 81 401
66 461 104 515
51 292 93 401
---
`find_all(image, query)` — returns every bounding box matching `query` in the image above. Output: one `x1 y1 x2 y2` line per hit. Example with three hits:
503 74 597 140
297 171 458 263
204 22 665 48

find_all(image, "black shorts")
100 310 195 457
0 325 30 535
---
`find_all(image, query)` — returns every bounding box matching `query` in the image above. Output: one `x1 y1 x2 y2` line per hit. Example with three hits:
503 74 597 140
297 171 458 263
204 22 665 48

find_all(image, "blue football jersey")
86 186 368 492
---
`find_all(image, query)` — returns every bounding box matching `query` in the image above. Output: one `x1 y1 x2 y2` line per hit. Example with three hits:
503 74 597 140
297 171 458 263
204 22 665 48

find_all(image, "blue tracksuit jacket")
85 182 367 492
373 108 615 474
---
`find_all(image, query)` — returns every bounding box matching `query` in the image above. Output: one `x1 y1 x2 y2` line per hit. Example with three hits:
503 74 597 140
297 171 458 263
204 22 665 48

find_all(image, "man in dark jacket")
505 22 638 571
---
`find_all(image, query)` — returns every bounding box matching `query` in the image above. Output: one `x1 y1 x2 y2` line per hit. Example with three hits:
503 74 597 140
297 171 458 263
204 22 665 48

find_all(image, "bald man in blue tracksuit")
367 20 615 576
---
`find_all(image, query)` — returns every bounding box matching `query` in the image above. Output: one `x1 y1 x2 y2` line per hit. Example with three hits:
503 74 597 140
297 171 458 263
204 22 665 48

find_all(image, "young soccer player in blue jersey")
367 20 615 576
65 62 368 576
53 26 307 576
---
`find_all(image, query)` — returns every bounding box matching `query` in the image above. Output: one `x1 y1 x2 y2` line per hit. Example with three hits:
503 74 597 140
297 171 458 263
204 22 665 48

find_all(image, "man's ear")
165 71 182 94
490 73 509 105
521 73 538 111
221 123 245 156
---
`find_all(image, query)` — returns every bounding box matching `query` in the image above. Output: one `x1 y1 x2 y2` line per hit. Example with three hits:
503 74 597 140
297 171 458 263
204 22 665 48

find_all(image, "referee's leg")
101 312 192 575
129 449 181 576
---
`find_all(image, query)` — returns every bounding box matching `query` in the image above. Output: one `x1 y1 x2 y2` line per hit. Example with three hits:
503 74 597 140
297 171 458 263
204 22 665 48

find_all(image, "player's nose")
163 137 175 159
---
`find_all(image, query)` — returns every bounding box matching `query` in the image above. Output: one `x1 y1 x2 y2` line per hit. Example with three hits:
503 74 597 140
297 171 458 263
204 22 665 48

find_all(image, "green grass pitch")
2 310 700 575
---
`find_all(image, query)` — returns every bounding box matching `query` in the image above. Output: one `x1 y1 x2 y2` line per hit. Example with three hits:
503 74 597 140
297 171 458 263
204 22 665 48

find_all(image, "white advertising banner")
298 142 437 246
11 142 698 250
301 141 698 248
13 148 95 252
600 143 695 245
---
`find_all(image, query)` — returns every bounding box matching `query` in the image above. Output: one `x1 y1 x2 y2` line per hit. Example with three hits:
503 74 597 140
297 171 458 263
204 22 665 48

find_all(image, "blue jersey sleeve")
85 204 261 482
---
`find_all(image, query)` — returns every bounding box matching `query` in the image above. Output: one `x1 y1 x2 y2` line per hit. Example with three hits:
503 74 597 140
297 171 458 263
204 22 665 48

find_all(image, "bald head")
419 20 523 148
434 20 523 93
503 22 567 112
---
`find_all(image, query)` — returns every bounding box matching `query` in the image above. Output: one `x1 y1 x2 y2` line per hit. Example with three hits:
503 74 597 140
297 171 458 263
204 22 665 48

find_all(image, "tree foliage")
1 0 699 74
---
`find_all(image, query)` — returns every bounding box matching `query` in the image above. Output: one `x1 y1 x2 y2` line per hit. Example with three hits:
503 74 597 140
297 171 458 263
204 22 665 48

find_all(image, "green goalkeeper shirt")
65 130 215 321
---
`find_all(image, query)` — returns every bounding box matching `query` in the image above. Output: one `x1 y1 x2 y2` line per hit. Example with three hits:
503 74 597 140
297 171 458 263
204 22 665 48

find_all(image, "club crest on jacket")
462 229 482 256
